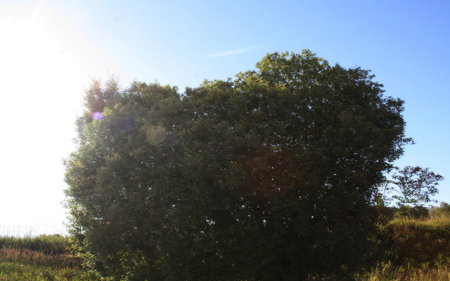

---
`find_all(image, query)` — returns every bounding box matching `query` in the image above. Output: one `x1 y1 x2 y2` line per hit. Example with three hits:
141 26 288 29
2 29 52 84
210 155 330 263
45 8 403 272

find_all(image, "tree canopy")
64 50 412 280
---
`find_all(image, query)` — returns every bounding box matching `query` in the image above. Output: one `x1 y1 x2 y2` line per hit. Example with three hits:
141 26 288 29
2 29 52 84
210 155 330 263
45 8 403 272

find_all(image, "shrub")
430 202 450 219
394 205 430 220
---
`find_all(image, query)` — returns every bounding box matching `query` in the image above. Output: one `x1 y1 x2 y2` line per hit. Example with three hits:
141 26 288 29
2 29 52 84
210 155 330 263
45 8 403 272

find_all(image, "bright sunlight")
0 1 113 229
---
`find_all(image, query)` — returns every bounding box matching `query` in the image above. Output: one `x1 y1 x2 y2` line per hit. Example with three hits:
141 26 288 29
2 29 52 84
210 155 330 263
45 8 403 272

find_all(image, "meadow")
1 211 450 280
0 235 103 280
355 214 450 281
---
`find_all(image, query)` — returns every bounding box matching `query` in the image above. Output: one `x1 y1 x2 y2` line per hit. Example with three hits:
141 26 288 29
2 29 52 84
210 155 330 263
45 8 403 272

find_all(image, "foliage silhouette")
64 50 412 280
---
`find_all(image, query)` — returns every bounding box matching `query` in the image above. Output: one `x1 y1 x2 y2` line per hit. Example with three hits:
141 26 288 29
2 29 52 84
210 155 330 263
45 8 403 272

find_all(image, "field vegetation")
1 204 449 280
356 203 450 281
0 234 103 280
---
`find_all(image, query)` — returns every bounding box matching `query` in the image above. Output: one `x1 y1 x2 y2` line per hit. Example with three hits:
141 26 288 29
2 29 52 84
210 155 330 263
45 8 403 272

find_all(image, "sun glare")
1 16 79 93
0 1 134 229
0 1 126 109
0 2 94 227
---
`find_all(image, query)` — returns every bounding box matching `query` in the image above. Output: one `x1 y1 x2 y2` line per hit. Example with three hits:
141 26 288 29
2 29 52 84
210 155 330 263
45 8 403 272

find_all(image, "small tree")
386 166 443 207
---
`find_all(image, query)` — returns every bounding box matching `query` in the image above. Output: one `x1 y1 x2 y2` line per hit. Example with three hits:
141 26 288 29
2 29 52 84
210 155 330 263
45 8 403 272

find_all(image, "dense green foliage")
64 50 412 280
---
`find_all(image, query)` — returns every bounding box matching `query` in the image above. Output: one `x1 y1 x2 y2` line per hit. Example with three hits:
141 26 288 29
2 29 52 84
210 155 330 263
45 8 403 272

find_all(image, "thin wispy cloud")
206 45 263 58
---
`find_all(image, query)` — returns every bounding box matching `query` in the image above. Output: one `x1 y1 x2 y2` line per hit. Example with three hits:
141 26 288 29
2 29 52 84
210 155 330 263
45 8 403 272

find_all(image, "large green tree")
64 50 412 280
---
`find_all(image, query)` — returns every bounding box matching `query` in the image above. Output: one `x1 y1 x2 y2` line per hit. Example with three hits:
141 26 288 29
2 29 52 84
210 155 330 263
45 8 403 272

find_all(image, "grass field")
355 214 450 281
0 235 102 281
355 263 450 281
1 216 449 280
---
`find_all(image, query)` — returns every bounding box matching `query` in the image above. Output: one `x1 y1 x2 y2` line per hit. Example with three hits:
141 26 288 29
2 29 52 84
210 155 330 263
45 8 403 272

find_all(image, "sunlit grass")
0 235 103 281
355 214 450 281
355 262 450 281
376 215 450 268
2 216 450 280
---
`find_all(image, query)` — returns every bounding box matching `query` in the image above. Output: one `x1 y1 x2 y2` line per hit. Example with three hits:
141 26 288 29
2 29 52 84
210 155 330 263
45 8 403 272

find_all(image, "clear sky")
1 0 449 236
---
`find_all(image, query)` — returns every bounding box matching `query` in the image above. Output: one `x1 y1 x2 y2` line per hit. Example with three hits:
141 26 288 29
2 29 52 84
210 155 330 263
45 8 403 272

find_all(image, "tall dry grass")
0 245 81 268
0 234 71 255
2 215 449 280
0 234 102 281
355 214 450 281
355 262 450 281
376 215 450 267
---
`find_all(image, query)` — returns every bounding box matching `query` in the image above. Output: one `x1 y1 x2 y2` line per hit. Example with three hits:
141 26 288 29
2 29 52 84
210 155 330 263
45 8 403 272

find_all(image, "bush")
430 202 450 219
394 205 430 220
64 50 411 280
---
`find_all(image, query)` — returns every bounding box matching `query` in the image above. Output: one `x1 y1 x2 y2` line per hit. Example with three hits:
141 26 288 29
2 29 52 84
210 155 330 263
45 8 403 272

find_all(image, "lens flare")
92 112 103 120
146 126 166 144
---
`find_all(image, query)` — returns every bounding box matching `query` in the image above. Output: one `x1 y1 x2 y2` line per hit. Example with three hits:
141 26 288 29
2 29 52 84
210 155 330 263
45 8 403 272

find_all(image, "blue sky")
0 0 449 235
